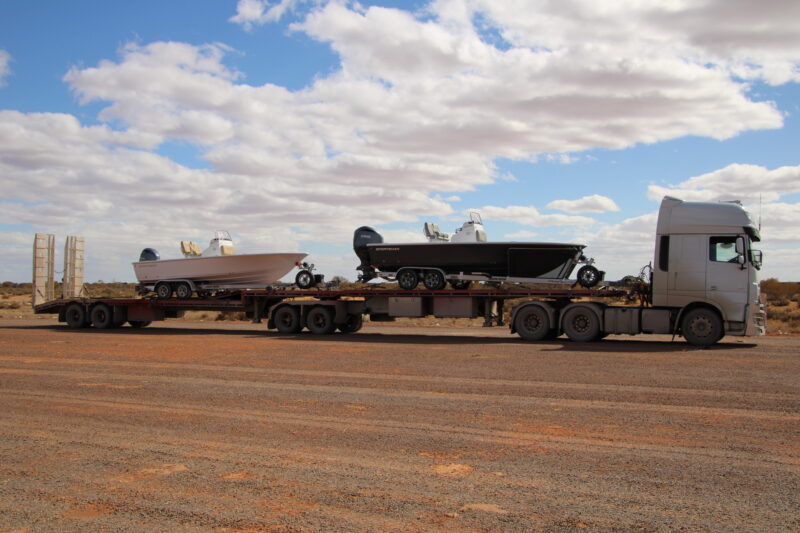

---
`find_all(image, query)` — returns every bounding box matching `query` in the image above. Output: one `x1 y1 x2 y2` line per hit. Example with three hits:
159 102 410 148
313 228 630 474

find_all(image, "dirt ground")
0 318 797 532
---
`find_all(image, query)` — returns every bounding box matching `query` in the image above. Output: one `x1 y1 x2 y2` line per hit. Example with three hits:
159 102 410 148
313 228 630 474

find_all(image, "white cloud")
230 0 301 29
648 163 800 204
477 205 595 228
547 194 620 214
504 230 539 240
0 49 11 87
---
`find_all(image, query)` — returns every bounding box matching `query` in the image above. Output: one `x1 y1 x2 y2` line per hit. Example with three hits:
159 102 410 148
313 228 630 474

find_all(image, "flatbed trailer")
34 284 732 346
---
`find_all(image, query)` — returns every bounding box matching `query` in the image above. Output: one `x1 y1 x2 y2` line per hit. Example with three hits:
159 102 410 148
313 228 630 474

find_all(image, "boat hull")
364 242 584 280
132 252 307 287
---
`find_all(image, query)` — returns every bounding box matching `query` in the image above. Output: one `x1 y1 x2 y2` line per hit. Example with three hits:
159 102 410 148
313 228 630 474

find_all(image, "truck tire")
64 303 89 329
174 282 192 299
90 303 115 329
306 306 336 334
155 282 172 299
514 305 552 341
274 305 302 334
338 314 363 333
422 270 446 290
562 305 601 342
396 269 419 290
681 308 723 347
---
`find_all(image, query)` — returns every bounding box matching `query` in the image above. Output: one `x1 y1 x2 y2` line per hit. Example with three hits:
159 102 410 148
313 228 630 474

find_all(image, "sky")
1 0 799 284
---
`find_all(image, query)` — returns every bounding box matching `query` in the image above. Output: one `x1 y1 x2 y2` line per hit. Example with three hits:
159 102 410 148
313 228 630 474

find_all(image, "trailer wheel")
577 265 601 288
514 305 552 341
128 321 152 328
562 305 601 342
90 303 115 329
64 303 89 329
396 269 419 290
175 282 192 299
274 305 302 334
422 269 446 290
306 306 336 334
338 314 363 333
155 282 173 299
295 269 314 289
681 308 723 347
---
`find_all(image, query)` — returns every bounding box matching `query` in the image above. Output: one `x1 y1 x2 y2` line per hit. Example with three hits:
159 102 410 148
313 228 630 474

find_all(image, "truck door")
705 235 748 322
667 235 706 307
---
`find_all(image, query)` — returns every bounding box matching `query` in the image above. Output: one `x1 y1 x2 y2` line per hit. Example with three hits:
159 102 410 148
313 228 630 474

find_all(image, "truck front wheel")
681 308 723 347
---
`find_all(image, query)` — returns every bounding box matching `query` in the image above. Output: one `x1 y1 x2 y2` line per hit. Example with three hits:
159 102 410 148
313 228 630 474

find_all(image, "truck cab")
651 196 765 339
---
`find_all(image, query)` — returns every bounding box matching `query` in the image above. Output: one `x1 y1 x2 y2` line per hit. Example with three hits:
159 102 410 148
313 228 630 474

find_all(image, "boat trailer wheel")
577 265 601 288
422 270 446 290
295 269 314 289
154 282 173 299
396 269 419 290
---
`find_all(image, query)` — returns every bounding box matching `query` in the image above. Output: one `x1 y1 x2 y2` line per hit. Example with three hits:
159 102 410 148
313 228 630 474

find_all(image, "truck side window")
710 236 739 263
658 236 669 271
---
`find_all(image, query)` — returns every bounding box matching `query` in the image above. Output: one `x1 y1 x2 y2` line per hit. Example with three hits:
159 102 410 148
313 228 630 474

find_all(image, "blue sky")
1 0 799 283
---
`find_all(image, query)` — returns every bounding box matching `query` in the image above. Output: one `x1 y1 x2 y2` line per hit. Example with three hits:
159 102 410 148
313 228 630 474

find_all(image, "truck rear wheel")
514 305 552 341
65 303 89 329
90 303 115 329
306 306 336 334
562 305 601 342
681 308 723 346
338 314 363 333
274 305 302 333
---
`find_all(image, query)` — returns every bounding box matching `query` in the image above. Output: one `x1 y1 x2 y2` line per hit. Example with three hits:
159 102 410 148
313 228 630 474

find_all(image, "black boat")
353 217 601 289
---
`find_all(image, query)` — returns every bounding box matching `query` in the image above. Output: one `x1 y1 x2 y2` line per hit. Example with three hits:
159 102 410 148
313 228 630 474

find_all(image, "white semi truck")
37 196 766 347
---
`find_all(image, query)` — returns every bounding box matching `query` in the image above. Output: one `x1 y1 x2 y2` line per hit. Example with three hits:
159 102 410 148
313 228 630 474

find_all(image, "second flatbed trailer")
34 284 734 346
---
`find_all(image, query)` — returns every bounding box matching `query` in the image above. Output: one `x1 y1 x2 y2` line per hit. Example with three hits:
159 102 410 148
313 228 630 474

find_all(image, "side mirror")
735 237 745 255
750 250 763 270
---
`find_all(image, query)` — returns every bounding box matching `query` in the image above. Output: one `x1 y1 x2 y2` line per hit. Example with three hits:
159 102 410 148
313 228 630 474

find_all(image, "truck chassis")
33 283 757 346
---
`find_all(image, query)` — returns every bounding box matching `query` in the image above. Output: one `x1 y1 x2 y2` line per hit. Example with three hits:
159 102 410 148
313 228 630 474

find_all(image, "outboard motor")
139 248 160 262
353 226 383 282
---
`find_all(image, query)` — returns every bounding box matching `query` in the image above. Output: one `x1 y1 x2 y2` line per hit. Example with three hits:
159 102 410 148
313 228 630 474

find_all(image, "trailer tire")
128 321 151 328
681 308 723 347
64 303 89 329
514 305 552 341
562 305 601 342
397 269 419 290
90 303 115 329
274 305 302 334
422 269 446 290
175 282 192 299
577 265 601 288
295 270 314 289
155 282 173 299
306 306 336 335
338 314 363 333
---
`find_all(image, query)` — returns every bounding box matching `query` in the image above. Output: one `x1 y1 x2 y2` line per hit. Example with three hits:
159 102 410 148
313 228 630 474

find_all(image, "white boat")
133 231 307 297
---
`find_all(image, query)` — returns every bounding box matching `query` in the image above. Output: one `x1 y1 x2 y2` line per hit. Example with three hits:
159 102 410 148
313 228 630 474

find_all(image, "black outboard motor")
353 226 383 282
139 248 160 262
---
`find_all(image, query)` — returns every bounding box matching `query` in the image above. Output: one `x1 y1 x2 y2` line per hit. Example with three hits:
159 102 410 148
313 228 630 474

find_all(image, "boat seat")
424 222 449 241
219 244 235 256
180 241 202 256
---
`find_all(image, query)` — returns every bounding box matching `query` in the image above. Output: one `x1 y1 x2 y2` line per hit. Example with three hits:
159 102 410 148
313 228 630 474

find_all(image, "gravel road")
0 318 798 532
